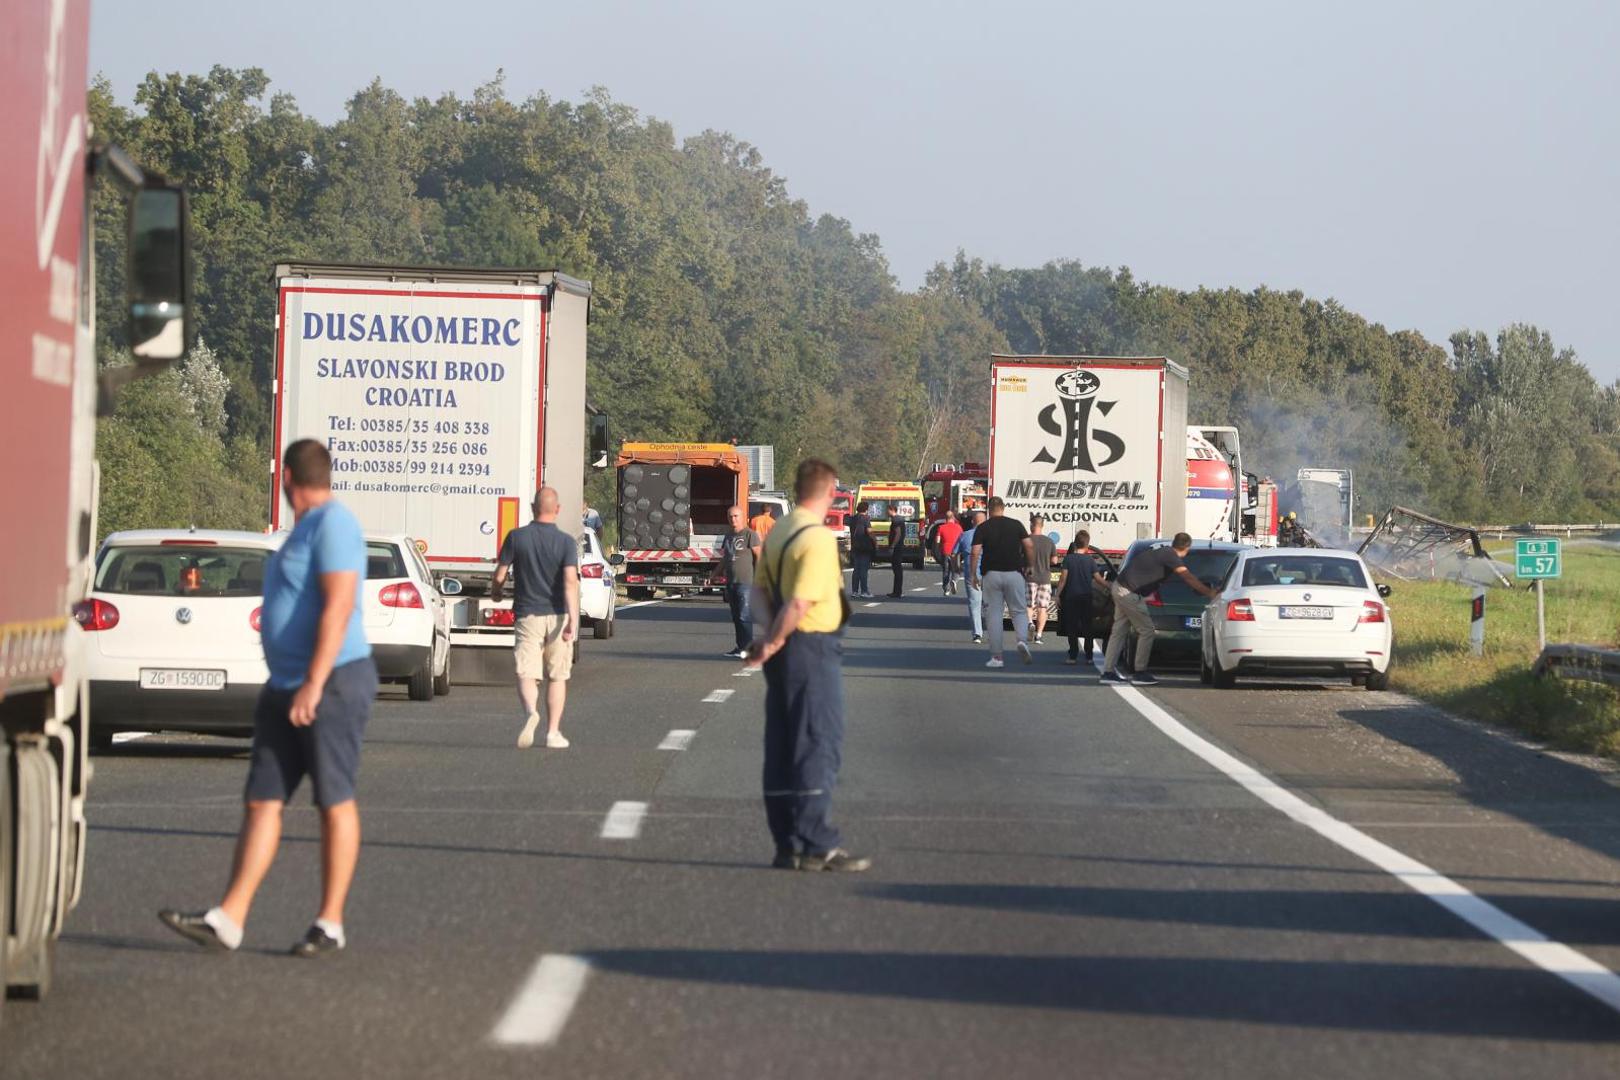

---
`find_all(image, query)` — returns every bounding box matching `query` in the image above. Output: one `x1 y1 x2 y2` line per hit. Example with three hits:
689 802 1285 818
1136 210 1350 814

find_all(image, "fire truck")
919 463 988 553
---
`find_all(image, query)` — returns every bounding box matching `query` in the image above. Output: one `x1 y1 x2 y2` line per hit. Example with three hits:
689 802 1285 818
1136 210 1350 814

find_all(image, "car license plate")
662 575 694 586
1279 606 1333 620
1183 615 1203 629
140 668 226 691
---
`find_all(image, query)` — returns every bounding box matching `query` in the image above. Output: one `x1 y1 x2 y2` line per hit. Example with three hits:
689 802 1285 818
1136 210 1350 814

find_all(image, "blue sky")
92 0 1620 380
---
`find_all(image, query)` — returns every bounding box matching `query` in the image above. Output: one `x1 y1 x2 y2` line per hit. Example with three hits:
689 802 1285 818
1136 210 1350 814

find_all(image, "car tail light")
484 608 516 627
1359 601 1385 624
250 606 262 632
72 598 120 631
1224 599 1254 622
1145 592 1163 607
579 563 606 579
380 582 423 609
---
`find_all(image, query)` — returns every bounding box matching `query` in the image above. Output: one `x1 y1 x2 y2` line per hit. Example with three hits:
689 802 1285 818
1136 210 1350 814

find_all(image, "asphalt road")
6 567 1620 1078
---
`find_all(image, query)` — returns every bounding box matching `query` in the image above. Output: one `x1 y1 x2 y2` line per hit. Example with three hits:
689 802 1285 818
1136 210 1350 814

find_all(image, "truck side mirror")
128 186 192 363
589 414 610 470
608 553 626 568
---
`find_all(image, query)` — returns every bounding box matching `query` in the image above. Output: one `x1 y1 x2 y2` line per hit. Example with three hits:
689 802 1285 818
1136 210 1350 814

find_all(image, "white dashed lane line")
863 602 881 608
111 732 153 744
599 801 648 840
490 954 593 1047
658 729 695 751
702 689 735 703
911 586 928 592
731 668 756 677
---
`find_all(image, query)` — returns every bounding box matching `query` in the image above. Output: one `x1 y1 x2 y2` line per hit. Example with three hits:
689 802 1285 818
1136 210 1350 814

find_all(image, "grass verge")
1387 544 1620 758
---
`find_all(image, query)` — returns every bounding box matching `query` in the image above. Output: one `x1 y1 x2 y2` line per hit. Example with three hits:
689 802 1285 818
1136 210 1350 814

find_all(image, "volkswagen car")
80 530 285 745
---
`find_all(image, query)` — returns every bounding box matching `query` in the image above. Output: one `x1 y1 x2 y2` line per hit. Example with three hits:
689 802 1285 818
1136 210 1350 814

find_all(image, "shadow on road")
583 948 1620 1040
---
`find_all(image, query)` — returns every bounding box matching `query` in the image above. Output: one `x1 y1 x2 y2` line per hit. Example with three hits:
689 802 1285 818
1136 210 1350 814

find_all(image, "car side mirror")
608 553 626 567
128 186 192 363
1376 583 1392 598
439 577 464 596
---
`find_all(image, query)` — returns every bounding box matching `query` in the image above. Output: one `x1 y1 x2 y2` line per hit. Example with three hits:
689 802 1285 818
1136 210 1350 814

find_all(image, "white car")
1200 548 1394 690
364 533 452 700
80 530 284 745
579 526 616 639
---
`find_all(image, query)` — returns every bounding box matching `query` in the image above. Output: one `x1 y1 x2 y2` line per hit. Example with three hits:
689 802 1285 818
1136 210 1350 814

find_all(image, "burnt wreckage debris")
1356 506 1512 586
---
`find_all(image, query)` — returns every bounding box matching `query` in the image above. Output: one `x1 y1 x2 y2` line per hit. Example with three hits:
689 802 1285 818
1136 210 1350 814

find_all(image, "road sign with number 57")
1515 538 1562 579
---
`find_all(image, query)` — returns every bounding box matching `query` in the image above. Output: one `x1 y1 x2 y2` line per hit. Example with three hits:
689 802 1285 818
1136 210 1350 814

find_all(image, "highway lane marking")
658 729 696 751
1109 680 1620 1015
702 689 735 703
911 586 928 592
111 732 153 744
600 801 648 840
490 953 593 1047
732 668 756 677
615 599 666 611
864 602 881 607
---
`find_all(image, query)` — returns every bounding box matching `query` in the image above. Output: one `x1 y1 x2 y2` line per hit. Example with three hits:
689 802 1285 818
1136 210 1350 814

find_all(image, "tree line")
88 67 1620 536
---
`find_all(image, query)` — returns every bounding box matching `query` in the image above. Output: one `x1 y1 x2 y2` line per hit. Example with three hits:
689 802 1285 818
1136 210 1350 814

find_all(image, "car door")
407 540 449 671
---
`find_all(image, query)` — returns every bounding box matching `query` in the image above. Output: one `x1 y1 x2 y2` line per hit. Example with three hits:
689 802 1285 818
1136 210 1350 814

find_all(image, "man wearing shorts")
492 487 580 749
1026 515 1057 645
159 439 376 958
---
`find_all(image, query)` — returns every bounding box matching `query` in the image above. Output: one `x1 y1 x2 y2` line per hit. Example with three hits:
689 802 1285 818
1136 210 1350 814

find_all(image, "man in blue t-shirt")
160 439 377 959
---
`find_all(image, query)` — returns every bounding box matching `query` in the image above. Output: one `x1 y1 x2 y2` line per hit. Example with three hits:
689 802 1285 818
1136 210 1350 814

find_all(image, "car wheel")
1199 653 1213 684
1211 655 1238 689
407 655 433 701
89 728 114 753
433 646 451 696
1365 665 1391 691
593 615 612 640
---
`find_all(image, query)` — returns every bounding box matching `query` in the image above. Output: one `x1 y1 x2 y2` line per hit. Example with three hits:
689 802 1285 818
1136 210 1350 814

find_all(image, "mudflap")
450 643 516 687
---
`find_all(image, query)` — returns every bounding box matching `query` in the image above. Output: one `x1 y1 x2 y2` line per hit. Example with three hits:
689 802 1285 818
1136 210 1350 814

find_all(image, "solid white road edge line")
489 953 593 1047
600 801 648 840
702 688 735 703
1111 682 1620 1014
658 729 696 751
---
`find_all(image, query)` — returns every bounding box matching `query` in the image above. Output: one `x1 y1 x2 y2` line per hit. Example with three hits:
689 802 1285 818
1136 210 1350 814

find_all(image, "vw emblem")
1302 593 1311 602
175 607 193 625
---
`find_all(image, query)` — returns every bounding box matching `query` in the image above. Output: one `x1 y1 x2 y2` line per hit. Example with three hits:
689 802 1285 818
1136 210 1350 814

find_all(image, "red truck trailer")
1 0 191 1011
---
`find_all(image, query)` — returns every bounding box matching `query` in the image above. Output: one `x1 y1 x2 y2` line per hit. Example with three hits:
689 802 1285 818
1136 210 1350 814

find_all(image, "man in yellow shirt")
749 459 867 872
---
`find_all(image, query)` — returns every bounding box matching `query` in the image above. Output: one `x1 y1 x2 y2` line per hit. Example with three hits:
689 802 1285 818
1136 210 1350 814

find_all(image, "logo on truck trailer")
1035 370 1125 473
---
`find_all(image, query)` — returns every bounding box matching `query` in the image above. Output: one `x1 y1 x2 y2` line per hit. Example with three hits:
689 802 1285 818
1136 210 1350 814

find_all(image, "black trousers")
762 631 844 855
888 553 904 595
1064 593 1096 659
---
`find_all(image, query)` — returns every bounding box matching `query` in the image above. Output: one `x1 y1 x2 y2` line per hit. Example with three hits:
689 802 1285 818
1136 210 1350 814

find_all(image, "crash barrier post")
1470 587 1485 657
1533 645 1620 690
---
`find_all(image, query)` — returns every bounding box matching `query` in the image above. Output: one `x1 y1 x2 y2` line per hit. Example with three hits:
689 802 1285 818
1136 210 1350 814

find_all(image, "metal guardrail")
1477 523 1615 539
1534 644 1620 689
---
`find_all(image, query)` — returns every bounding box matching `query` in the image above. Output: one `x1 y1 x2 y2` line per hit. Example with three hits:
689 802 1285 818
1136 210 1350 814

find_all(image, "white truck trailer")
271 263 596 681
989 355 1190 555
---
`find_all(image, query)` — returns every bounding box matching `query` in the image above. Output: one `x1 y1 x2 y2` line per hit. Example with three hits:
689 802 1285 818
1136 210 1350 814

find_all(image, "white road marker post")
1536 578 1546 654
1470 586 1485 658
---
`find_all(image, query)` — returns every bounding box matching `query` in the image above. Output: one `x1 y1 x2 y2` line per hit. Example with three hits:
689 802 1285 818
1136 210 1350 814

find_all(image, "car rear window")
1154 548 1240 602
95 546 270 597
366 542 409 580
864 498 920 523
1242 555 1368 589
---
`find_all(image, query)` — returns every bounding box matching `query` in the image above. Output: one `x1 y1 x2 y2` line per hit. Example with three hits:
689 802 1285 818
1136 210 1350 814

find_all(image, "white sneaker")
1016 641 1033 665
546 731 571 749
1033 635 1045 645
985 657 1004 668
517 712 541 749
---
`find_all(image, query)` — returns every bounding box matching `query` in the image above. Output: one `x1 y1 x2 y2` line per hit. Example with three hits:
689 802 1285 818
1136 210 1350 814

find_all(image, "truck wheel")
593 617 612 640
433 647 452 697
408 656 434 701
0 745 11 1029
9 743 58 1000
626 587 652 602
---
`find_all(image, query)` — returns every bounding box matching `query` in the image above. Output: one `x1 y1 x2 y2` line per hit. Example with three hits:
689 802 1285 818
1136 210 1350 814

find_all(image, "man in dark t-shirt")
969 497 1036 667
493 487 580 749
721 505 763 658
1101 532 1218 686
